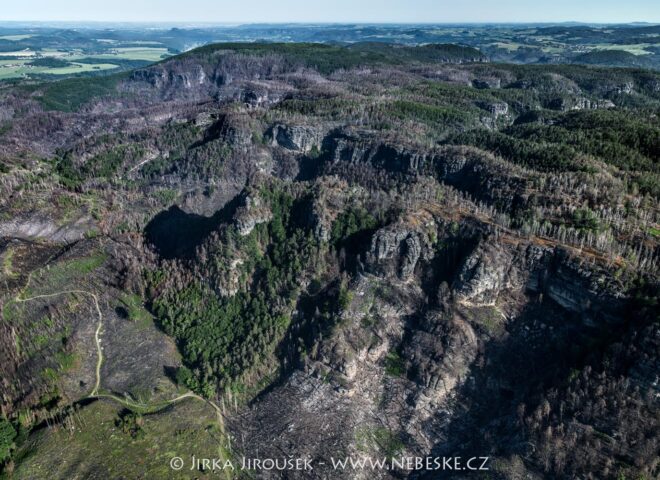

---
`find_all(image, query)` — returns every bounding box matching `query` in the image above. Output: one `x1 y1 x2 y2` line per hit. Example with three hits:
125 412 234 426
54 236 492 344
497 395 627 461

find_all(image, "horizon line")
1 20 658 25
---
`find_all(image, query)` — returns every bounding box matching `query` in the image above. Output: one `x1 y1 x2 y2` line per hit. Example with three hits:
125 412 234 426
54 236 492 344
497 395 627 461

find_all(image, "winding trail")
13 289 224 428
16 289 103 396
93 391 225 426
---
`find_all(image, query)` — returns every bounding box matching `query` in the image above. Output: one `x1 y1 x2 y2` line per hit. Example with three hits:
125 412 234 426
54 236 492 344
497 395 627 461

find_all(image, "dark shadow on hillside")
144 194 243 259
145 206 217 259
295 152 327 181
409 296 625 480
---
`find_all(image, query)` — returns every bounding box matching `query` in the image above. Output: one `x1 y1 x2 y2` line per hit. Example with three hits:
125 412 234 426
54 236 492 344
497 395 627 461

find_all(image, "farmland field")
0 34 34 41
0 61 118 79
84 47 170 62
588 43 655 55
0 47 170 79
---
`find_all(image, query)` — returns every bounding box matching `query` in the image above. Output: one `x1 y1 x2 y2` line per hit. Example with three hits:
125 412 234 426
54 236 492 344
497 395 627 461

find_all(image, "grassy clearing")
1 247 17 280
490 41 528 51
2 300 24 324
466 306 506 337
1 249 104 363
10 399 231 480
39 62 118 74
119 293 153 329
0 58 29 66
21 251 107 299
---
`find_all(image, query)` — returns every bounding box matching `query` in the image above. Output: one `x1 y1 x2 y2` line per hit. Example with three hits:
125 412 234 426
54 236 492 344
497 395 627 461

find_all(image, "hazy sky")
1 0 658 23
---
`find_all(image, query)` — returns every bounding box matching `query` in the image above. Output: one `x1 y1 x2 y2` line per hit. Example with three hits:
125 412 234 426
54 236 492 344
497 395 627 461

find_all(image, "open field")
85 47 170 62
11 399 229 480
0 61 118 80
0 34 34 41
588 43 655 55
0 49 37 57
0 47 170 79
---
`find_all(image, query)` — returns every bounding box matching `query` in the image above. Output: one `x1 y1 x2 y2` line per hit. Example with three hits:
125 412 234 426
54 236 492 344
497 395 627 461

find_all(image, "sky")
1 0 658 24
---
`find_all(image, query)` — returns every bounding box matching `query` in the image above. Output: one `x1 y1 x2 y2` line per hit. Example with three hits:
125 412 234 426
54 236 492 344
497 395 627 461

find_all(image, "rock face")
365 224 428 280
326 130 431 173
404 311 478 414
230 214 643 479
612 81 634 95
233 193 272 236
202 112 254 148
126 52 293 103
546 96 616 111
478 101 511 129
643 78 660 92
319 132 528 213
269 124 323 152
453 242 514 305
240 82 289 108
478 100 509 117
128 63 211 99
540 252 628 320
452 240 628 317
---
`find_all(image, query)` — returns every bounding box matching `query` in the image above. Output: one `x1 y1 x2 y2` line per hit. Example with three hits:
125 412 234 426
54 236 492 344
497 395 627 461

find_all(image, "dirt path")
14 289 225 429
16 289 103 395
93 391 225 427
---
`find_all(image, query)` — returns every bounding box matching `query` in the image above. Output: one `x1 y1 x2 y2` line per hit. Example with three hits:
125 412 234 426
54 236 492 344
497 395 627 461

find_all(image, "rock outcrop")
268 124 324 152
366 224 428 280
453 242 515 305
233 193 272 236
